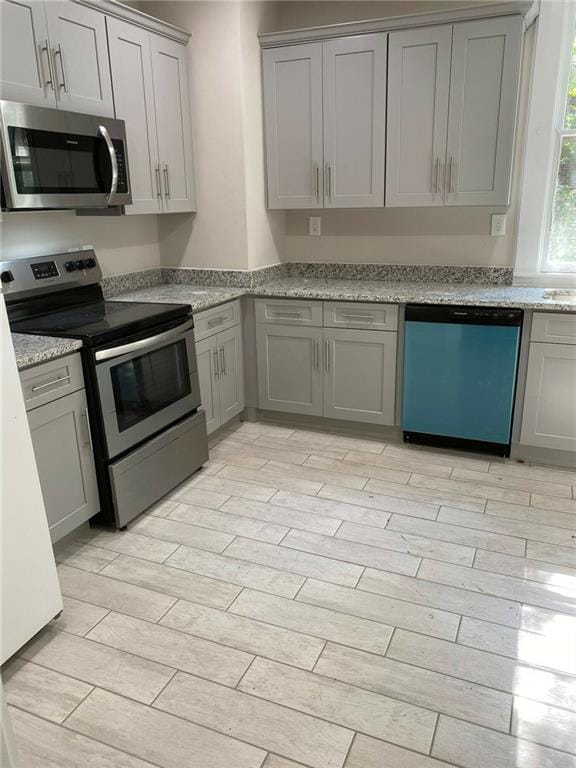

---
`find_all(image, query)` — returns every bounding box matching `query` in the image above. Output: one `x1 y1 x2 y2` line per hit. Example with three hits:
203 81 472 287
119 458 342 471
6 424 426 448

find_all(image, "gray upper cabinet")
44 1 114 117
263 43 323 209
0 0 54 107
386 25 451 207
387 16 522 207
322 34 387 208
446 16 523 206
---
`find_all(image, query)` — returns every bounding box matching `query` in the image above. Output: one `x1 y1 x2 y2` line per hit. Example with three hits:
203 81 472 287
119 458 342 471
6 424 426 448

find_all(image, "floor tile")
453 467 573 499
216 435 309 465
282 528 421 576
410 474 530 505
3 658 92 723
386 513 525 555
297 579 459 640
170 485 231 509
527 541 576 569
160 598 324 669
418 560 576 616
304 453 410 485
77 529 179 563
99 553 240 609
224 537 364 586
155 671 353 768
168 502 289 543
288 429 385 455
166 545 305 598
265 458 368 489
474 549 576 591
433 714 576 768
57 564 176 622
513 698 576 754
238 657 437 754
322 639 512 731
458 617 576 676
271 489 392 528
345 449 452 479
130 514 234 552
489 463 576 486
19 627 174 703
229 588 394 655
336 520 475 565
210 444 271 469
9 707 158 768
253 433 350 460
318 484 439 520
387 628 576 712
189 474 279 502
382 444 491 472
53 540 118 573
66 687 266 768
486 500 576 530
264 756 311 768
438 507 576 549
344 734 454 768
363 478 486 513
360 567 520 627
220 496 340 535
146 498 180 518
50 596 109 636
531 494 576 515
218 464 323 496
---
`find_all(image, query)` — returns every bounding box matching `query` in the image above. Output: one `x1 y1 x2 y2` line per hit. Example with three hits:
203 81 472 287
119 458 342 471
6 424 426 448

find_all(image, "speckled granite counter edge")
12 333 83 371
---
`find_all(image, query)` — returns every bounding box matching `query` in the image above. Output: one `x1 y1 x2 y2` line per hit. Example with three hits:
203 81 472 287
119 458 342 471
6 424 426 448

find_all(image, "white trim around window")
514 0 576 286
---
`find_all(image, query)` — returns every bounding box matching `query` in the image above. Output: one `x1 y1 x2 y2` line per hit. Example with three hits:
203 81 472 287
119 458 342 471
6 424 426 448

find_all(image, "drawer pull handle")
208 316 226 328
31 374 71 392
272 311 302 318
341 313 375 321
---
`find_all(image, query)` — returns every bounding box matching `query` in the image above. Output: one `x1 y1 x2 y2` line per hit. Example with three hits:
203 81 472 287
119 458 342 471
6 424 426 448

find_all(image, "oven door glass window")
110 340 191 432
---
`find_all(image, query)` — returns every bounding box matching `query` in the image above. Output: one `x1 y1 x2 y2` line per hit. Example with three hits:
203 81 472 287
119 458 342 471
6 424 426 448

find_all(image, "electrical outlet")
491 214 506 237
309 216 321 236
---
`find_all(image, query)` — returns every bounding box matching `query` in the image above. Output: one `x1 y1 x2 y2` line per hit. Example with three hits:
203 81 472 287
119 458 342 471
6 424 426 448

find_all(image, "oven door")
95 319 200 459
0 100 131 210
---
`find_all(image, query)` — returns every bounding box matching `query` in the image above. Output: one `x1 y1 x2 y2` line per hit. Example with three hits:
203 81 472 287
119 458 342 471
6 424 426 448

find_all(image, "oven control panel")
31 261 59 280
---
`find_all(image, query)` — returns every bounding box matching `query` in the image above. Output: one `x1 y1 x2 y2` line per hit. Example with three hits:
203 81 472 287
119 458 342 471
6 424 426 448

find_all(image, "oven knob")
75 260 85 270
64 261 77 272
84 257 96 269
1 270 14 284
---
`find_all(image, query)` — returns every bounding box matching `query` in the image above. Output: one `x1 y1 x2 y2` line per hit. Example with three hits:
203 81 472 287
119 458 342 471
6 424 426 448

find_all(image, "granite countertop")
113 279 576 313
12 333 83 371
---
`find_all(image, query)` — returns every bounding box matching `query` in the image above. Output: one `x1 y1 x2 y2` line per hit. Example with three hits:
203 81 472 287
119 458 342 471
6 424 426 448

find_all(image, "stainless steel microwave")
0 101 131 211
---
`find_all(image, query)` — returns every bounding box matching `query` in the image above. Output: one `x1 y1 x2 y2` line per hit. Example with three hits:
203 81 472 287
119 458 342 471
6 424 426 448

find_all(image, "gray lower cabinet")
27 386 99 542
256 324 323 416
324 328 397 425
196 319 244 435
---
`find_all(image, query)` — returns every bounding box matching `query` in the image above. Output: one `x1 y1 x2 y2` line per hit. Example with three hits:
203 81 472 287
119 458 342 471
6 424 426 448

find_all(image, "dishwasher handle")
405 304 523 327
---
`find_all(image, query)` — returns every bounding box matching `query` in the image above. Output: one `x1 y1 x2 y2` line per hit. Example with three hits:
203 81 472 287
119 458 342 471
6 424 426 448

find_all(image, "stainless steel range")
2 250 208 528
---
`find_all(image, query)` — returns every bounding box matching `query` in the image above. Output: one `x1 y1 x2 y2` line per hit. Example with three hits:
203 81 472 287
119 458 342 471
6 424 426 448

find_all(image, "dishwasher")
402 305 523 456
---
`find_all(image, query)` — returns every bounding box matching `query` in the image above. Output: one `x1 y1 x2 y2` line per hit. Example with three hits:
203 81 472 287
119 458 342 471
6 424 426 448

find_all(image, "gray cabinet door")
520 342 576 452
28 389 99 542
323 33 387 208
257 324 323 416
196 336 221 435
445 16 523 206
0 0 56 107
323 328 397 425
263 43 323 209
150 32 196 212
44 1 114 116
218 324 245 423
386 25 452 207
107 17 161 215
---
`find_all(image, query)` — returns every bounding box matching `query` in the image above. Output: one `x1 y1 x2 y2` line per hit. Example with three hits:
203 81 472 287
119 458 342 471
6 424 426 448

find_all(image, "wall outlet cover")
491 214 506 237
309 216 321 236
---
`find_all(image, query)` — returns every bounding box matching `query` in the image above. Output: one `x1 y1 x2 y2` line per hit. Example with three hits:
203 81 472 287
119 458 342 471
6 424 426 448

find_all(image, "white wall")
0 212 161 276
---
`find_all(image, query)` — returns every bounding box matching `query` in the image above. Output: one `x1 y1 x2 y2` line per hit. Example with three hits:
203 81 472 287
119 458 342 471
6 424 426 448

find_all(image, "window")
515 2 576 284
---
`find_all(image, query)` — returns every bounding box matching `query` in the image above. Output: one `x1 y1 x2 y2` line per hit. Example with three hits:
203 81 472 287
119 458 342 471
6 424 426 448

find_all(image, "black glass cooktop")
12 300 191 347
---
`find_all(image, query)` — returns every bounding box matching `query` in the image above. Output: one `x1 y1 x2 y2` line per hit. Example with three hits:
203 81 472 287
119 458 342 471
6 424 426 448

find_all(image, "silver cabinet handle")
314 164 320 203
213 348 220 377
272 311 301 318
450 157 456 193
98 124 118 205
40 40 55 90
95 318 194 361
31 374 70 392
81 409 93 450
341 313 374 321
434 157 440 194
448 156 456 194
208 315 226 328
325 162 332 200
313 339 318 370
163 164 170 198
54 43 68 92
219 346 226 376
155 165 162 198
324 340 330 373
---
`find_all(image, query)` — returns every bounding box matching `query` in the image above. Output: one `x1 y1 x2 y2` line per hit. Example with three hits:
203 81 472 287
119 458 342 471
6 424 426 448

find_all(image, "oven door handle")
95 318 194 362
98 124 118 206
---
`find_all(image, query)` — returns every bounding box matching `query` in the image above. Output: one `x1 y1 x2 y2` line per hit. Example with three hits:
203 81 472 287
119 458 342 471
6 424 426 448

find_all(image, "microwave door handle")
95 318 194 362
98 125 118 206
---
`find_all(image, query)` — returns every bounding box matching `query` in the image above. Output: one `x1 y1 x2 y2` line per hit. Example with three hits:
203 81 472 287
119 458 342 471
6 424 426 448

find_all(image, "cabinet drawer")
531 313 576 345
20 353 84 411
255 298 323 326
194 300 241 341
323 302 399 331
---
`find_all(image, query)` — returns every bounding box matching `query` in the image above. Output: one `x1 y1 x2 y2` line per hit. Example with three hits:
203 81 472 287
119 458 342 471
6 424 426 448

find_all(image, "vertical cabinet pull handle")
213 348 219 377
163 164 170 198
434 157 440 194
81 410 93 450
41 40 55 90
314 164 320 203
324 340 330 373
54 43 68 92
155 166 162 198
219 347 226 376
450 157 456 193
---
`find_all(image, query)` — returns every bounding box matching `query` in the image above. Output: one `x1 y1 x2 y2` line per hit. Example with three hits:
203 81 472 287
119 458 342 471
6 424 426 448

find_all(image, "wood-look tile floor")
5 420 576 768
